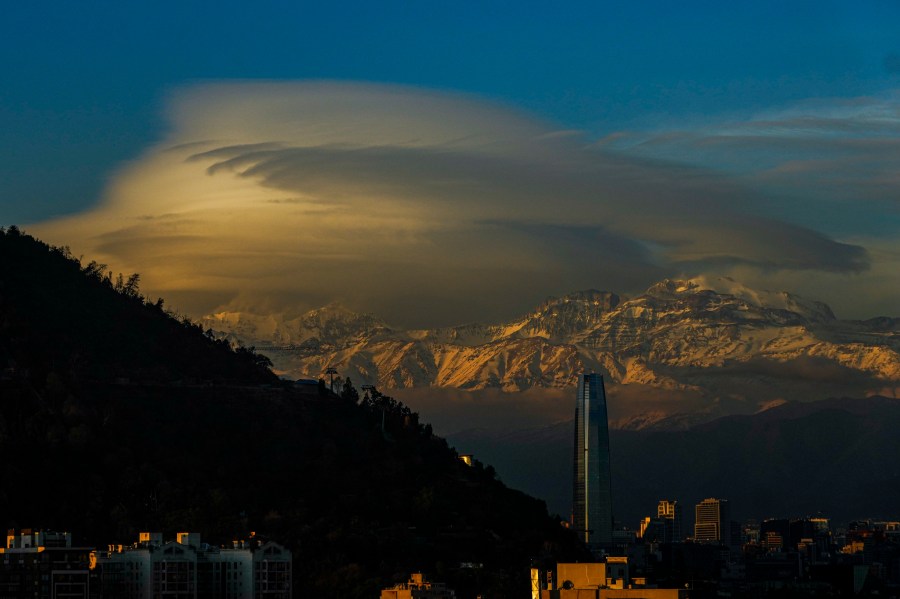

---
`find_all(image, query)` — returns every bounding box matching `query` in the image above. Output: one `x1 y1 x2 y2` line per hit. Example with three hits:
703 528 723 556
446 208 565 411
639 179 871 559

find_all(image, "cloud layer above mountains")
31 82 897 325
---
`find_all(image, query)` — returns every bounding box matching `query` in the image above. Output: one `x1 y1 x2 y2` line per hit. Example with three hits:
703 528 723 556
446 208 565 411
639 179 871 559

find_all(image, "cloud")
598 91 900 317
29 81 886 326
613 92 900 210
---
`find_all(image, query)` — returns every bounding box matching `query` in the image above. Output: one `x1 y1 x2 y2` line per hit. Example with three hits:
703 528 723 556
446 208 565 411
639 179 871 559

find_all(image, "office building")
641 501 684 545
572 373 613 548
694 498 737 547
639 517 654 540
657 500 683 543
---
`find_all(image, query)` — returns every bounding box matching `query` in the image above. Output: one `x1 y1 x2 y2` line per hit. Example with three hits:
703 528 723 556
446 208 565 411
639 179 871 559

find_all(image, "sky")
4 1 900 326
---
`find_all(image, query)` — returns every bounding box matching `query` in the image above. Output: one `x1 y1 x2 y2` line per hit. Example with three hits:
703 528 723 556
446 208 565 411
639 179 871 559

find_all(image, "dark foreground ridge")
0 228 586 598
0 226 279 386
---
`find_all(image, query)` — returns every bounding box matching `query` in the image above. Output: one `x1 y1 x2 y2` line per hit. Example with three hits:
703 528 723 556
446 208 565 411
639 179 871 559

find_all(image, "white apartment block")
91 532 290 599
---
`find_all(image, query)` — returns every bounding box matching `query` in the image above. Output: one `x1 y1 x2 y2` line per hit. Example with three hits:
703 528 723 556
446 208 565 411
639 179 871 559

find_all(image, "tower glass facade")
572 373 613 547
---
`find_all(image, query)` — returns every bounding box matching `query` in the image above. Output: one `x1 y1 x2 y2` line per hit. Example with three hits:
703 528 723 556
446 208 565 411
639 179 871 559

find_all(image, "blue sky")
4 1 900 322
5 0 897 222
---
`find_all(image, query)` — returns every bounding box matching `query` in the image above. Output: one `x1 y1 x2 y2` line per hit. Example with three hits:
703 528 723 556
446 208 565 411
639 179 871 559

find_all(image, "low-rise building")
380 573 455 598
536 561 684 599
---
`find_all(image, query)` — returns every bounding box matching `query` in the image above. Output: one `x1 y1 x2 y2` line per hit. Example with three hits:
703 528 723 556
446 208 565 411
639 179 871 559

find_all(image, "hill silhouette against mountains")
0 225 278 386
0 228 586 598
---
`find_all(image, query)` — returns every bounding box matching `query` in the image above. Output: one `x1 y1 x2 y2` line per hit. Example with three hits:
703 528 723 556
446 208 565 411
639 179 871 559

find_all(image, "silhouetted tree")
340 377 360 403
123 273 140 297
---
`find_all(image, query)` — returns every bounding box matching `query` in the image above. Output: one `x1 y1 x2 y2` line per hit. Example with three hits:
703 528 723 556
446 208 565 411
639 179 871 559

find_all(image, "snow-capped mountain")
201 277 900 419
205 302 393 349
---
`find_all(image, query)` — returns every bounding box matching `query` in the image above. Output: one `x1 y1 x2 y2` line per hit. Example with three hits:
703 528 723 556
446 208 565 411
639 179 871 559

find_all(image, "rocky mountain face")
201 277 900 425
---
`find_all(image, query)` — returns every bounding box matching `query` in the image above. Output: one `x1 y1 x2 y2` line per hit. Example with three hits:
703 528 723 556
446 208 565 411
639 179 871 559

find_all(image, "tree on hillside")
341 377 360 403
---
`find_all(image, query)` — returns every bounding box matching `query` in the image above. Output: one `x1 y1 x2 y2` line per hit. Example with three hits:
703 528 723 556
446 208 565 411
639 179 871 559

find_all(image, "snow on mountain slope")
205 302 395 348
201 277 900 411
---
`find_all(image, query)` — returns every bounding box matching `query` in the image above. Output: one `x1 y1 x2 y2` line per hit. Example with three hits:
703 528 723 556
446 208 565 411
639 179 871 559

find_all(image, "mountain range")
202 276 900 428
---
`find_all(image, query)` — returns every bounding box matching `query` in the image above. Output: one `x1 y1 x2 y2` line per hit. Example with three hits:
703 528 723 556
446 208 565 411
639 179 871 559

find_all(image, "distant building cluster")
0 529 291 599
541 498 900 596
558 373 900 596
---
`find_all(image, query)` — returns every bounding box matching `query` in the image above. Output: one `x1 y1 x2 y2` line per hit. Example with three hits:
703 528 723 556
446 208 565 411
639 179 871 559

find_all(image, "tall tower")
572 373 613 548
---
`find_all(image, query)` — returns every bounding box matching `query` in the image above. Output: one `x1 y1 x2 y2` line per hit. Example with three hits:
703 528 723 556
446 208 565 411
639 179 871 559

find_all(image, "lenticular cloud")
31 81 868 326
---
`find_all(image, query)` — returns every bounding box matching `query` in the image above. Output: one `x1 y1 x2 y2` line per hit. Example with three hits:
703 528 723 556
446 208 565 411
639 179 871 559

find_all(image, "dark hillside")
0 226 277 386
0 228 585 598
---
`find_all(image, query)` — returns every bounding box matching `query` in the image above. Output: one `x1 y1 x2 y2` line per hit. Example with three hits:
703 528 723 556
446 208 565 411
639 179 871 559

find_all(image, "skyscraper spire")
572 373 613 549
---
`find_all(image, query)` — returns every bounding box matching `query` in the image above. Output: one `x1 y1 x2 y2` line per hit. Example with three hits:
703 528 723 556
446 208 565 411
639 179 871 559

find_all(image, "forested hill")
0 228 585 598
0 226 277 386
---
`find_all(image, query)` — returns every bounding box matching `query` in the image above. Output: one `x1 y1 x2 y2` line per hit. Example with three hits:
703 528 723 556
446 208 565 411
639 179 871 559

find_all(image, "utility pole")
324 367 338 393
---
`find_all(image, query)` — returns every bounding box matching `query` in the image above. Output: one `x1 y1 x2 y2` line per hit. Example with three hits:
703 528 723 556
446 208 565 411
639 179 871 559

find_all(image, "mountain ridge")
202 277 900 421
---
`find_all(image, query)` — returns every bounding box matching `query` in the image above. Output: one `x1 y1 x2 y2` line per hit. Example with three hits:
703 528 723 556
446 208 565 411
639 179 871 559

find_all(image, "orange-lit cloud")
30 82 881 326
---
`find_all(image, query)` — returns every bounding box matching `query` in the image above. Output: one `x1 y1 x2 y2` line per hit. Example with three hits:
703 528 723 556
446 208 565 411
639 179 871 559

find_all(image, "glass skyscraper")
572 373 613 548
